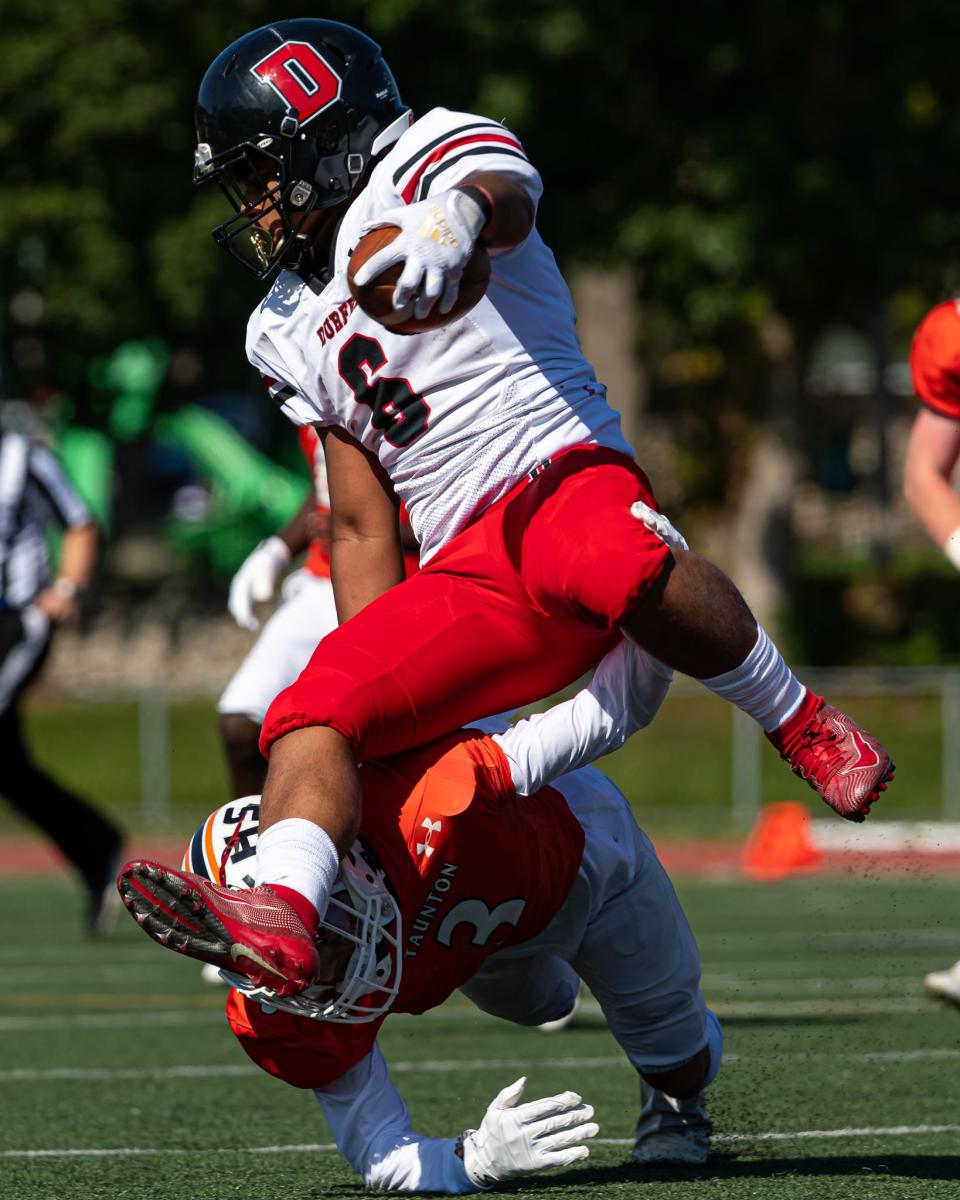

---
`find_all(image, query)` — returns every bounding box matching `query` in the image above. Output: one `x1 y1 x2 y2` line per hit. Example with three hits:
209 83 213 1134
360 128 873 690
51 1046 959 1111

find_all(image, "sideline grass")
2 687 945 845
2 874 959 1199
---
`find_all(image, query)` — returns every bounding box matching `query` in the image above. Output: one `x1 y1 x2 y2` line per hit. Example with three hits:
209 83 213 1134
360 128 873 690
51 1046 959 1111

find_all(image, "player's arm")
351 158 537 318
492 640 674 795
316 1045 597 1193
903 407 960 565
453 171 534 251
34 518 98 624
28 444 98 624
227 488 316 631
276 488 317 557
321 426 405 623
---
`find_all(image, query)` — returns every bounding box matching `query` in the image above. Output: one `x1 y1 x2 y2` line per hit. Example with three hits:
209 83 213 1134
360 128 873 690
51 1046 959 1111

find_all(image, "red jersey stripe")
400 133 525 204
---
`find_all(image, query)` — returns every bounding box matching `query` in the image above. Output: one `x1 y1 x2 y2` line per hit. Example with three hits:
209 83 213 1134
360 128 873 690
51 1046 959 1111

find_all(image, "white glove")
630 499 689 552
352 189 487 320
461 1077 598 1188
227 536 291 631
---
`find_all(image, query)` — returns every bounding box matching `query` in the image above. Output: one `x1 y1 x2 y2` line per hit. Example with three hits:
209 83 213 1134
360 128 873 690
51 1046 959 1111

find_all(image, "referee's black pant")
0 608 121 893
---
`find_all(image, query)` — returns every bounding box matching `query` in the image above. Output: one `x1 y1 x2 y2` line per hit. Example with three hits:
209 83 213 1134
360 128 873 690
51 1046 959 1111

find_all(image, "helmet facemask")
225 844 403 1023
195 137 322 278
181 801 403 1024
194 20 411 280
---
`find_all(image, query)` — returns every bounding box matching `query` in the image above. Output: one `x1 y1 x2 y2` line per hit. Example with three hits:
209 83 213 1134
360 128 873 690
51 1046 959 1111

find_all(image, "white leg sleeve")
492 640 672 795
316 1045 477 1193
459 953 580 1026
573 828 708 1075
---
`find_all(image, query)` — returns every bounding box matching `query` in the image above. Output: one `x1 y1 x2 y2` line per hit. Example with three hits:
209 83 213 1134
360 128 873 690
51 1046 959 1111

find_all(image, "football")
347 225 491 334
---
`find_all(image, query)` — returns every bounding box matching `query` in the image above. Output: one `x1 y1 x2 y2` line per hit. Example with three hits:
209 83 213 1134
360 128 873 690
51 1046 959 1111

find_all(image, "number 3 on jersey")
338 333 430 448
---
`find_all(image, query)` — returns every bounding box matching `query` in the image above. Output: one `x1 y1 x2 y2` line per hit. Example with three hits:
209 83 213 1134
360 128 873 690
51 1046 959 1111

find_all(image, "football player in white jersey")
133 18 894 995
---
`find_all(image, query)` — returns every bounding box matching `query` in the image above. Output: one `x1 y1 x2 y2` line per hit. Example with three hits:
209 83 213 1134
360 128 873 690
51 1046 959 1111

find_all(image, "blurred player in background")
218 425 337 798
0 426 122 933
905 300 960 1008
218 425 418 798
121 641 722 1180
155 18 893 995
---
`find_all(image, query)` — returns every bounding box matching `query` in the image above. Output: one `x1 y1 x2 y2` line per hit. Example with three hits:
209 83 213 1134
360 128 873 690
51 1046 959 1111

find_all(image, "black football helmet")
194 19 410 278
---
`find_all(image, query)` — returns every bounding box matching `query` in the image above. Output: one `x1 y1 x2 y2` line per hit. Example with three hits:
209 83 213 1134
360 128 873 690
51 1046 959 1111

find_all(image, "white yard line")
0 994 935 1032
700 974 926 994
3 967 178 984
698 930 960 950
5 1046 960 1083
0 945 164 962
811 819 960 852
5 1125 960 1158
1 927 957 963
0 1011 224 1031
3 970 926 996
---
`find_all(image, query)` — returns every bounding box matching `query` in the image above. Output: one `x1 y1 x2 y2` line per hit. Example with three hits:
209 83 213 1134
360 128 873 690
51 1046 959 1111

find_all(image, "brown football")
347 225 491 334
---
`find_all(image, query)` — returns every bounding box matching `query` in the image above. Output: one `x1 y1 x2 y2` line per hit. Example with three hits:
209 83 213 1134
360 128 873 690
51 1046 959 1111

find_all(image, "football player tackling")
122 645 721 1183
122 18 893 997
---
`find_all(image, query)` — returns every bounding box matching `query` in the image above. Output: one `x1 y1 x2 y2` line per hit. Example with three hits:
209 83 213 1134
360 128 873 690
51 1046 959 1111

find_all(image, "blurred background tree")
2 0 960 660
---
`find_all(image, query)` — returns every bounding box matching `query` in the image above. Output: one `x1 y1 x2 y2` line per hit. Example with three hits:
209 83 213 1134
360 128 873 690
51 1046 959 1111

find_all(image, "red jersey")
226 730 584 1088
297 425 419 579
910 301 960 421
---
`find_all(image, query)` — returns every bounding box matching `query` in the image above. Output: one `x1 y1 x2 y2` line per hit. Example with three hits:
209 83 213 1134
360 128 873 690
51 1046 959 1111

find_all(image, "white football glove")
461 1077 598 1188
227 535 292 631
630 500 689 552
352 189 487 320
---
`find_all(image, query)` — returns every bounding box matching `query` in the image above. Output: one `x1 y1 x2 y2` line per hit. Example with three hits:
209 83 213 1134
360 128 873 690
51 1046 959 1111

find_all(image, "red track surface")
3 838 959 879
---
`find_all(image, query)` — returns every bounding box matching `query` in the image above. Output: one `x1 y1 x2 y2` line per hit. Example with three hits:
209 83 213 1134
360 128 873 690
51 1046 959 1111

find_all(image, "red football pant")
261 446 671 761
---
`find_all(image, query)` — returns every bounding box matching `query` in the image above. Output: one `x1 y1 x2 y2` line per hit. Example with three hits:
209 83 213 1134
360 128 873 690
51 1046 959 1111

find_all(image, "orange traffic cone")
741 802 823 881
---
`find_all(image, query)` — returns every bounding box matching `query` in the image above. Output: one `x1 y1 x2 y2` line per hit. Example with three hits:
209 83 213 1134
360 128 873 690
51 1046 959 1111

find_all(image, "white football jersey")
247 107 632 562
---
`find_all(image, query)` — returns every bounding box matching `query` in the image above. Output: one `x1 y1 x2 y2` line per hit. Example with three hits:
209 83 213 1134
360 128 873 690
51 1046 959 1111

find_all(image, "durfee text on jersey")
247 108 632 563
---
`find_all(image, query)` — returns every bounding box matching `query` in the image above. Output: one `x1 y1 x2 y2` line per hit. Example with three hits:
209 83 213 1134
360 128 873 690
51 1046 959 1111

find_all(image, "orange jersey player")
130 682 721 1185
904 301 960 1008
905 300 960 565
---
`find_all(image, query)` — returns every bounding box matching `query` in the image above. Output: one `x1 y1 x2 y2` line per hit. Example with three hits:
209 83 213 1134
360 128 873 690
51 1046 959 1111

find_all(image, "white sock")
255 818 339 918
701 625 806 732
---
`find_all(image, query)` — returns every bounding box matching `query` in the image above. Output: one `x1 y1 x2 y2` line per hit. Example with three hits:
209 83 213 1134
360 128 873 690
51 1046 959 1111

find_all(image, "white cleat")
632 1081 711 1166
537 995 580 1033
924 961 960 1008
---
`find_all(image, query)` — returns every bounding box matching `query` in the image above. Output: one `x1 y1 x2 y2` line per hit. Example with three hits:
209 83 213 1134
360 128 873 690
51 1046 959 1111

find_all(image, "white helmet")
182 798 402 1023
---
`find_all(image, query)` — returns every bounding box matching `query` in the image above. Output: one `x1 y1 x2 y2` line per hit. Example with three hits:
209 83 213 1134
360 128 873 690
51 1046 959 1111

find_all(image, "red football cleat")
116 860 319 996
768 694 894 822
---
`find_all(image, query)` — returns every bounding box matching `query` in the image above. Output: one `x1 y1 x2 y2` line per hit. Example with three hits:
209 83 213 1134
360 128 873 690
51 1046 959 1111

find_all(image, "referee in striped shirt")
0 428 122 933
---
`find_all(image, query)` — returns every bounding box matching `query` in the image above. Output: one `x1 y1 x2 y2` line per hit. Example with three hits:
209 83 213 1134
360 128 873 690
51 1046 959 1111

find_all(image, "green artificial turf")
2 874 959 1199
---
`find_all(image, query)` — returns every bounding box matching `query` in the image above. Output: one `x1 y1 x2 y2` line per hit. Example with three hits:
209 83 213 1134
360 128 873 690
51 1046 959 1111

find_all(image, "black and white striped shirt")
0 432 90 609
